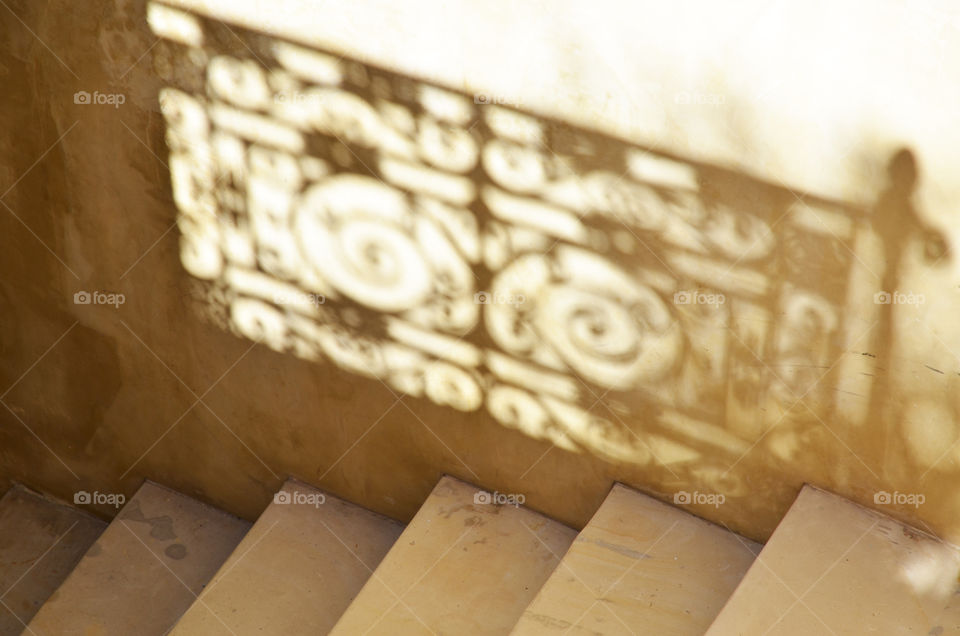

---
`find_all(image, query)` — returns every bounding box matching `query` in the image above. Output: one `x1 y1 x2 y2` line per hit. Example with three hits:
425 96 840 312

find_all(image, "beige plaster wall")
1 0 959 545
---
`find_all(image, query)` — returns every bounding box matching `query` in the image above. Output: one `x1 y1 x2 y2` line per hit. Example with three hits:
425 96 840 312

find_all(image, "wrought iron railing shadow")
148 2 950 500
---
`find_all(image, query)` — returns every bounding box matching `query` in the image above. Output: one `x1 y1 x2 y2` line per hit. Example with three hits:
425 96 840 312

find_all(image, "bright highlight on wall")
148 2 921 495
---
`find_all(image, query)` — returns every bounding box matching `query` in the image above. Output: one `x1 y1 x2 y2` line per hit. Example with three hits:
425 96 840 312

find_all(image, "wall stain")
119 500 177 541
164 543 188 560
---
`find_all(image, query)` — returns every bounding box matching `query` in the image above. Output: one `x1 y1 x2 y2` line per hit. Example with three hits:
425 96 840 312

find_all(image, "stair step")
169 479 404 634
0 485 105 634
706 485 960 634
26 481 249 636
511 483 760 635
330 475 577 635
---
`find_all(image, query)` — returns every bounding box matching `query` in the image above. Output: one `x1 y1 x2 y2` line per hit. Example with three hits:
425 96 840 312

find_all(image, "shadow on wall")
147 4 952 511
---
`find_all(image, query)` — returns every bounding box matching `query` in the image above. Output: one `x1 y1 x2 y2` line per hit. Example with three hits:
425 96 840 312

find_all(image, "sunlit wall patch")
149 3 864 476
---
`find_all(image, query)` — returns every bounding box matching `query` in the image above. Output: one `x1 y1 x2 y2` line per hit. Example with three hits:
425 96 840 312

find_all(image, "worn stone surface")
0 485 105 634
706 485 960 635
331 475 576 635
512 483 761 634
170 479 404 635
26 481 249 635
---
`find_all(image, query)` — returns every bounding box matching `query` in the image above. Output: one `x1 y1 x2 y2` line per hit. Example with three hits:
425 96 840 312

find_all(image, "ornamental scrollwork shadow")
148 3 942 498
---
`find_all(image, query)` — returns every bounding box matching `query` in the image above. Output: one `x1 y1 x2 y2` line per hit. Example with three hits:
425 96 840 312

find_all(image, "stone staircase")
0 477 957 635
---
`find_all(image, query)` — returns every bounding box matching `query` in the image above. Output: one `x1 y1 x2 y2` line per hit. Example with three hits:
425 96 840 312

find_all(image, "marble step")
706 484 960 634
170 478 404 634
0 485 105 634
330 475 577 635
511 483 761 635
26 481 249 636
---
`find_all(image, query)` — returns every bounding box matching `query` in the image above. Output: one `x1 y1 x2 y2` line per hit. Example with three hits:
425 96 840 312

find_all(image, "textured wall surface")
1 0 959 545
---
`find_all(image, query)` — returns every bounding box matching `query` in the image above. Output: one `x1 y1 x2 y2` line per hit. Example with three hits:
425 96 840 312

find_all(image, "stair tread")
0 485 105 635
330 475 577 635
706 485 960 634
511 483 760 635
170 479 404 635
26 481 249 636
